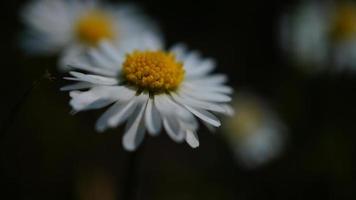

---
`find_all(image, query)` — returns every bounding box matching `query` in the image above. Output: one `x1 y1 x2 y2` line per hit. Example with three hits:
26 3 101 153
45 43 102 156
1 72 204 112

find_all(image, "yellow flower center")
122 50 185 92
75 10 116 45
331 5 356 41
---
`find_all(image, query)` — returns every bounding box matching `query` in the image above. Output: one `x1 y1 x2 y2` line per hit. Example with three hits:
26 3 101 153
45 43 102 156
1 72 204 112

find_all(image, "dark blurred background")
1 0 356 199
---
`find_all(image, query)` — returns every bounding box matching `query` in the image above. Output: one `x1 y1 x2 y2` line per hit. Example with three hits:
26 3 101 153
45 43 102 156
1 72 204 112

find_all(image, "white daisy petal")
170 43 188 61
115 31 164 53
188 74 228 85
182 51 201 71
184 105 221 127
63 77 81 81
107 99 138 128
69 71 118 85
202 121 217 132
98 40 124 64
144 98 162 136
67 63 117 77
167 96 199 133
171 93 229 114
96 102 126 132
163 117 185 142
70 88 115 111
186 58 216 77
122 94 149 151
88 48 116 70
94 88 137 132
221 104 235 116
180 115 199 131
21 0 74 54
140 32 164 50
182 82 233 94
69 86 134 112
180 87 232 102
155 95 186 142
185 130 199 148
58 44 85 71
60 82 93 91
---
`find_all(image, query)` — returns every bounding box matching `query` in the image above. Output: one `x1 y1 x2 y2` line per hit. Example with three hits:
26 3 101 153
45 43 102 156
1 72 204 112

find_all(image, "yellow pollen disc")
331 5 356 41
122 50 185 92
75 10 116 45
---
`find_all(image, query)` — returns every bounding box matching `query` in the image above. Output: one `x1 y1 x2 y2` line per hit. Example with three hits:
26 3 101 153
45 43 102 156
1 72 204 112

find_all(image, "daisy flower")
20 0 159 70
223 92 287 169
280 1 356 73
61 35 233 151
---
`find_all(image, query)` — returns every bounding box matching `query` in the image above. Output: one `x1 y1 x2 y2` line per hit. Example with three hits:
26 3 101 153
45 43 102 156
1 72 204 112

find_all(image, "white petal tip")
227 110 235 116
212 121 221 127
190 143 200 148
123 145 136 152
186 130 200 148
122 139 138 152
107 120 117 128
147 129 160 136
96 126 107 133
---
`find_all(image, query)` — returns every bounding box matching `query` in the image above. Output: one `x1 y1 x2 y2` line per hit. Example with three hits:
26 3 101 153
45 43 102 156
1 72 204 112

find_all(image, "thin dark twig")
0 70 55 137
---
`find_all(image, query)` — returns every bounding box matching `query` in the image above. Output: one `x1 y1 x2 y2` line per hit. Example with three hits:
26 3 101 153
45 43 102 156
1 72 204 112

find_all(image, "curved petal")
98 40 124 64
162 116 185 142
155 95 186 142
69 71 118 85
179 87 231 103
60 82 94 91
122 94 149 151
182 51 201 71
184 105 221 127
187 74 228 85
170 43 188 61
171 93 231 115
185 130 199 148
144 98 162 136
96 102 126 132
88 48 117 70
107 98 139 128
69 86 129 112
185 58 215 77
67 63 117 77
182 82 233 94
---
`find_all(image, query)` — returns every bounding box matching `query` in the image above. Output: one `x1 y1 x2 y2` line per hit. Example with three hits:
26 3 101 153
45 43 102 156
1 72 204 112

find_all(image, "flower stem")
122 145 144 200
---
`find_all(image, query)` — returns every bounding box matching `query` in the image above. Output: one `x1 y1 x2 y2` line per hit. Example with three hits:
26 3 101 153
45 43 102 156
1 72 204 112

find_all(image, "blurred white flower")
280 1 356 73
223 92 287 169
20 0 160 70
61 35 233 151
